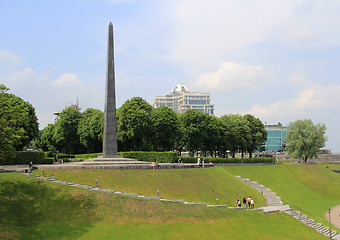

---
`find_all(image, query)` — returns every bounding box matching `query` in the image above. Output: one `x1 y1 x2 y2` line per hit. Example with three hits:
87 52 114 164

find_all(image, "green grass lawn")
0 172 327 240
324 163 340 170
224 164 340 229
41 167 266 207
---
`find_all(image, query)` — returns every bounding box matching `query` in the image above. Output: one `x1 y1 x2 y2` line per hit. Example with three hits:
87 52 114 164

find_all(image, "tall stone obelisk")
102 22 118 158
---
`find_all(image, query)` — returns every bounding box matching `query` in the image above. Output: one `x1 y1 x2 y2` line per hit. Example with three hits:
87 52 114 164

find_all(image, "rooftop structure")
153 84 214 115
53 98 81 120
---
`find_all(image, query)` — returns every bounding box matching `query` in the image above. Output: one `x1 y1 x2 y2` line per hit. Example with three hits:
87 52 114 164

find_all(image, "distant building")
54 98 81 121
153 84 214 115
262 123 287 153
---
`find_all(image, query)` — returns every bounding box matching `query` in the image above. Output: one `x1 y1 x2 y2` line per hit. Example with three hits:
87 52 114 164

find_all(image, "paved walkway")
328 205 340 230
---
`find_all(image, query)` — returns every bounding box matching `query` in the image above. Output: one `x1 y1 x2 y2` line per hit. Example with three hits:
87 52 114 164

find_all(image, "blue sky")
1 0 340 152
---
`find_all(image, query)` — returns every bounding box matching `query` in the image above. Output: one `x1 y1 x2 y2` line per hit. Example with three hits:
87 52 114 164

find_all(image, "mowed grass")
0 172 327 240
224 164 340 229
42 167 265 206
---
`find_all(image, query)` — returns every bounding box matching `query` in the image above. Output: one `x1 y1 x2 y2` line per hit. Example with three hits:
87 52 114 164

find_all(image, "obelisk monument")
102 22 118 158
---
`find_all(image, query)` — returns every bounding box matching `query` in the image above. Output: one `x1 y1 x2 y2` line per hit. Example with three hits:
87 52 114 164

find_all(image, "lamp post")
328 208 331 239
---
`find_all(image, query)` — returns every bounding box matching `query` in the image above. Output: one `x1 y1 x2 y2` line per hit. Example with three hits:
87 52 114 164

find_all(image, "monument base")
85 155 138 162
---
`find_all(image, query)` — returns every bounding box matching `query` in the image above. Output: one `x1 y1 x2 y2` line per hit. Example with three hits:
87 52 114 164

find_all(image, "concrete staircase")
235 175 340 239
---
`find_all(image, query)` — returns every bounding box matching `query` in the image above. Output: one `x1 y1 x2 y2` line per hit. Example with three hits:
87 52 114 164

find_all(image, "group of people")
150 161 160 169
236 196 255 209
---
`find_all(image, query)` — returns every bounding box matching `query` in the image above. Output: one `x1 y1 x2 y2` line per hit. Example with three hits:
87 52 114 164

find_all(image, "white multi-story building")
153 84 214 115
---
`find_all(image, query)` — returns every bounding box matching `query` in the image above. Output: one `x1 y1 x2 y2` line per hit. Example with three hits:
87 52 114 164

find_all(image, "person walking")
251 197 255 209
242 196 247 207
247 196 251 209
236 197 241 207
202 158 205 168
197 157 201 167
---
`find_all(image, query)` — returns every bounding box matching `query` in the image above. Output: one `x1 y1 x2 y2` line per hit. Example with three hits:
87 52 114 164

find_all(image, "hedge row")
120 151 178 163
0 151 54 165
177 157 273 164
74 153 102 160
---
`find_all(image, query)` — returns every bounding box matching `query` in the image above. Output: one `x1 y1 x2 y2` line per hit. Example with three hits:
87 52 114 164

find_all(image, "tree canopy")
286 119 327 161
53 108 83 154
78 108 103 153
151 106 181 151
0 84 39 160
117 97 153 151
34 96 268 157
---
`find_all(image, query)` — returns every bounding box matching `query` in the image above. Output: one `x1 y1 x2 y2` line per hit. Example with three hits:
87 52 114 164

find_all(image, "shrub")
177 157 273 164
73 153 102 161
0 151 53 165
120 151 177 163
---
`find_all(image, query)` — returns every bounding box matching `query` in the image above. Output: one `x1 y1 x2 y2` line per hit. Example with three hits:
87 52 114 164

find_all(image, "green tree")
286 119 327 161
201 115 225 157
36 124 56 151
0 84 39 156
244 114 267 158
220 114 251 158
117 97 153 151
0 84 17 160
180 110 210 156
151 106 181 151
78 108 104 153
53 108 83 154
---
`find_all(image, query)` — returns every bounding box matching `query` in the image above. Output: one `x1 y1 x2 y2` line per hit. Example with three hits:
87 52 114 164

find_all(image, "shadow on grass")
0 178 100 240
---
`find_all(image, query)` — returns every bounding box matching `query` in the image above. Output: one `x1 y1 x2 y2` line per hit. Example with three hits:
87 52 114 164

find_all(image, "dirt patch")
325 204 340 230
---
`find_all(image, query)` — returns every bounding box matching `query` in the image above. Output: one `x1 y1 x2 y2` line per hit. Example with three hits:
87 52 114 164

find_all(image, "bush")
120 151 177 163
177 157 273 164
73 153 102 161
56 154 76 162
0 151 53 165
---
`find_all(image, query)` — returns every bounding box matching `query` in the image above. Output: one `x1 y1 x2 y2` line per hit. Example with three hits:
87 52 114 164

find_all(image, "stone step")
184 202 207 206
160 199 185 204
80 161 150 165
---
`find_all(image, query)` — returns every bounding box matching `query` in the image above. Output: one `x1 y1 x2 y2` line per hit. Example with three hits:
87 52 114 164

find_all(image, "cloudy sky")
1 0 340 152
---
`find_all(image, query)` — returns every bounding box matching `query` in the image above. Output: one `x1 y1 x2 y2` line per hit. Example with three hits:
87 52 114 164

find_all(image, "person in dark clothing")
243 197 247 207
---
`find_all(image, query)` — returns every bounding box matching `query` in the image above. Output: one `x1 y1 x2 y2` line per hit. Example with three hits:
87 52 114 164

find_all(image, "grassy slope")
224 164 340 228
325 163 340 170
0 173 326 240
42 167 266 206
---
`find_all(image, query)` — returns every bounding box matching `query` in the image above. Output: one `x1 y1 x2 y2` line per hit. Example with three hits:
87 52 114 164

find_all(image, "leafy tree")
0 84 17 160
0 84 39 157
244 114 267 158
36 124 56 151
180 110 210 156
78 108 104 153
150 106 181 151
117 97 153 151
201 115 225 157
286 119 327 161
53 108 83 154
220 114 251 158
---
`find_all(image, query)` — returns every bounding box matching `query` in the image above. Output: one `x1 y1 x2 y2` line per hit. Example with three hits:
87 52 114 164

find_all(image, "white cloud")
289 73 312 88
0 50 22 72
169 0 340 75
52 73 80 86
0 49 21 65
190 62 273 91
1 53 104 129
246 81 340 120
